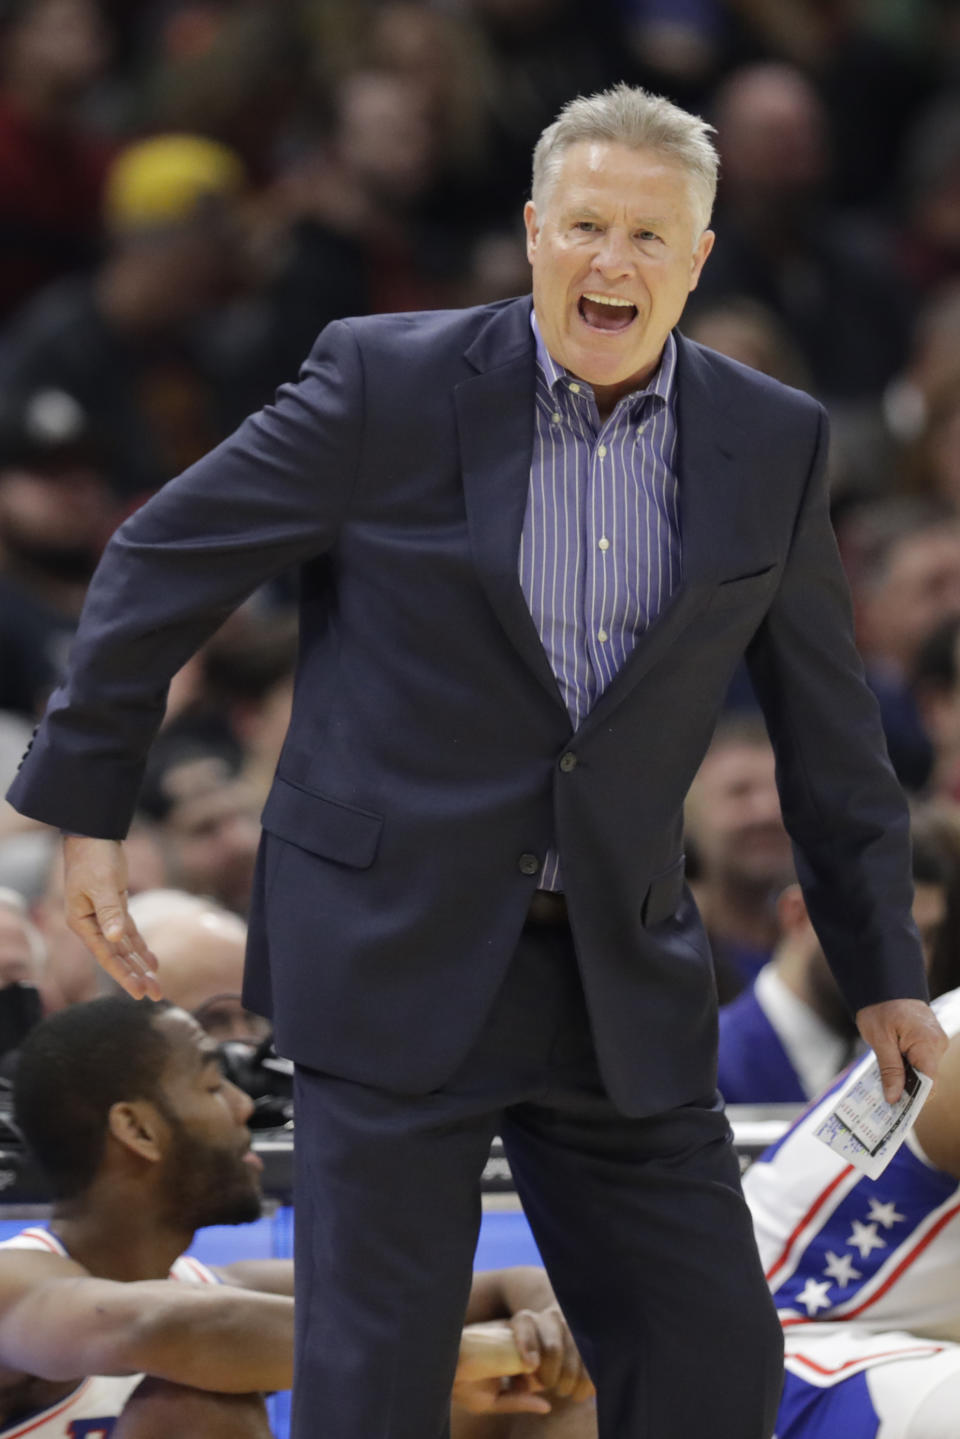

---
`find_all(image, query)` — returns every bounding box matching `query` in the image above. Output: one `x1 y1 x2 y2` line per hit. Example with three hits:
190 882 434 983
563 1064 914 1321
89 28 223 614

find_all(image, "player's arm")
213 1259 294 1296
464 1267 556 1324
913 1029 960 1179
0 1253 293 1393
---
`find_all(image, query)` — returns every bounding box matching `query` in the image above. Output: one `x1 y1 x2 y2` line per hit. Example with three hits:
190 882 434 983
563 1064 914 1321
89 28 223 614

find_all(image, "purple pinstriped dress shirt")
519 313 681 891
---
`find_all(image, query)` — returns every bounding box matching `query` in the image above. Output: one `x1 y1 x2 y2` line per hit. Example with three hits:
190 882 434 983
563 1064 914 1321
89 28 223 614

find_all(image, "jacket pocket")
261 777 383 869
710 564 778 610
641 855 686 927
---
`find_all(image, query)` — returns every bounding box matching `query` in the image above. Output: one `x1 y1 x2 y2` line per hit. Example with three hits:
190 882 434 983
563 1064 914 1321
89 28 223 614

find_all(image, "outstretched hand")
855 998 949 1104
62 836 162 1000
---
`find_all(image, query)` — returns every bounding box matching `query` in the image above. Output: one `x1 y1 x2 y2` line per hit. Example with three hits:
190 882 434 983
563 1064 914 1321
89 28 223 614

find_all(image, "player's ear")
108 1100 166 1164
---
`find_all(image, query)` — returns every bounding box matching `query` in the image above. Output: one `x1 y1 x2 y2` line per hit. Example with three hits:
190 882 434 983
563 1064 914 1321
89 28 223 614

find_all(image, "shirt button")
559 752 578 773
569 383 581 394
637 422 648 437
552 411 561 424
597 444 607 458
597 628 609 642
518 853 541 876
598 537 610 551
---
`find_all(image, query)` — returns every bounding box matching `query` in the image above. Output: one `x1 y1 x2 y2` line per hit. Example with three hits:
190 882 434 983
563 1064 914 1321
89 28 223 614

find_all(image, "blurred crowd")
0 0 959 1106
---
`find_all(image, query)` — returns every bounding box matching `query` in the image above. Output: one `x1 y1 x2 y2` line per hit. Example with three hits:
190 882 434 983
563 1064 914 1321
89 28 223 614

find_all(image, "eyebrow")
563 204 668 228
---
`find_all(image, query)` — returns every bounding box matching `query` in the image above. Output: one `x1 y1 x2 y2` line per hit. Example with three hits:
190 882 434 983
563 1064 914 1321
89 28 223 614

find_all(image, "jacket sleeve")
6 319 364 837
746 402 928 1014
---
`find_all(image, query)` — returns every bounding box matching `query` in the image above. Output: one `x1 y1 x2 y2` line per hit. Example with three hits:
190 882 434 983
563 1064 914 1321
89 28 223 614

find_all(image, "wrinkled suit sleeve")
6 320 363 837
746 403 928 1014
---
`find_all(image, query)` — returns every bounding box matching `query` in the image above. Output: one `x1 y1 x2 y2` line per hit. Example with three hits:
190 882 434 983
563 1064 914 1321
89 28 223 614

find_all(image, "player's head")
14 997 262 1228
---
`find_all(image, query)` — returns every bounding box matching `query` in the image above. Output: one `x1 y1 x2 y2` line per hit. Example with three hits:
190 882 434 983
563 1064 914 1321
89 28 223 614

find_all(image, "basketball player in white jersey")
0 998 593 1437
746 982 960 1438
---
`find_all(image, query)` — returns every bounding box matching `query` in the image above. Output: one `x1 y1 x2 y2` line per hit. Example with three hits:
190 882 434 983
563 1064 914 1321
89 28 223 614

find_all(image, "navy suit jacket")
7 296 927 1114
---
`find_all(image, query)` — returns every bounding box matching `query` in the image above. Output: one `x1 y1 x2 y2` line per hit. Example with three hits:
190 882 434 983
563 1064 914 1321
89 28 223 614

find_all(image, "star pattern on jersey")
796 1277 834 1316
848 1219 887 1259
866 1197 906 1230
822 1249 863 1288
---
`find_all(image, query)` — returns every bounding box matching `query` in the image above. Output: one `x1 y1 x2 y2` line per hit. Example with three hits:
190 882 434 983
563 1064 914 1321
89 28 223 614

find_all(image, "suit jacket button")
518 854 540 876
559 752 578 772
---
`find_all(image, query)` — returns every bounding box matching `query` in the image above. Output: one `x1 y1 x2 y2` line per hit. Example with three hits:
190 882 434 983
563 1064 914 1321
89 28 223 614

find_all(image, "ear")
107 1100 167 1165
688 229 715 292
523 200 539 265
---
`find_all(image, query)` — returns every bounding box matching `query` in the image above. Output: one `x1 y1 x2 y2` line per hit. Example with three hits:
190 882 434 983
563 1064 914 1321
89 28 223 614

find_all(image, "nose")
592 227 634 280
227 1077 255 1124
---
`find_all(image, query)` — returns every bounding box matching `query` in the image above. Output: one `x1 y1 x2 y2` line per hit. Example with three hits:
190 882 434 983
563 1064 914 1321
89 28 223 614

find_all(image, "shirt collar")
530 308 676 415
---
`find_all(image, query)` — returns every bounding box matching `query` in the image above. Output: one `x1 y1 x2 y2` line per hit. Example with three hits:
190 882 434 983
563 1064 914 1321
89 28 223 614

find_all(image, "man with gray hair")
7 84 945 1438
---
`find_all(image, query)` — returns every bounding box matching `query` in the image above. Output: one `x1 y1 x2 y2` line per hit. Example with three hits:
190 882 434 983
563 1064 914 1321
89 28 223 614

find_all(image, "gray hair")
531 83 718 237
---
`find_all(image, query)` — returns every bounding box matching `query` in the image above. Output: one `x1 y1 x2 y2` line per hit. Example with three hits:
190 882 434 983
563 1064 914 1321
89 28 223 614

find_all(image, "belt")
524 890 568 928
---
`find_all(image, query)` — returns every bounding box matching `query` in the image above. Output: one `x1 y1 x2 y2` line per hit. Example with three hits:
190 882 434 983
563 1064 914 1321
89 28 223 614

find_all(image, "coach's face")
525 141 714 407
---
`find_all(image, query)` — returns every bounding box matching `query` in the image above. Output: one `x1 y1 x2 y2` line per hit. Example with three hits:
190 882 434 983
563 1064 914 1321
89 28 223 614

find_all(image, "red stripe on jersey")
789 1344 944 1376
173 1256 216 1285
2 1380 93 1435
17 1229 64 1256
766 1166 856 1284
782 1200 960 1328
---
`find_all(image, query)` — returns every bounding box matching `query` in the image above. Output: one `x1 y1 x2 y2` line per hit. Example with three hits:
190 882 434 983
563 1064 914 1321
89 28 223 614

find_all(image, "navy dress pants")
290 923 783 1438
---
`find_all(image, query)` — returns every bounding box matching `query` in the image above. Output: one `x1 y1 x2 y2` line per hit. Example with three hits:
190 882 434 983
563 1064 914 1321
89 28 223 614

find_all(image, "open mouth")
578 292 638 332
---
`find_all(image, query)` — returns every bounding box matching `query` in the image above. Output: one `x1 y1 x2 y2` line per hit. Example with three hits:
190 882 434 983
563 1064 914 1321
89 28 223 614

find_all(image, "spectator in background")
897 95 960 298
0 0 112 325
0 132 248 498
693 62 910 405
133 0 304 179
231 66 461 409
842 498 960 790
460 0 633 222
684 716 795 1002
0 386 122 719
884 282 960 455
681 295 811 391
0 888 44 1066
129 889 269 1049
913 617 960 803
718 811 956 1104
900 375 960 516
724 0 930 213
138 735 262 917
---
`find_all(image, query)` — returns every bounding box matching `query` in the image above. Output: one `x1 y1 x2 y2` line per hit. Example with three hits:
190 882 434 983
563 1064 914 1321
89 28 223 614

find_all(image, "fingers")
509 1306 593 1400
63 836 163 1001
875 1048 906 1106
856 999 950 1103
68 909 163 1000
488 1385 552 1416
456 1323 532 1384
904 1024 950 1085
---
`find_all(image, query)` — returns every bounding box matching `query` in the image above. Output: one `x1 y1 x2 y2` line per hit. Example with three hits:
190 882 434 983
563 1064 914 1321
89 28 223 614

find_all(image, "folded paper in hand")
813 1059 933 1180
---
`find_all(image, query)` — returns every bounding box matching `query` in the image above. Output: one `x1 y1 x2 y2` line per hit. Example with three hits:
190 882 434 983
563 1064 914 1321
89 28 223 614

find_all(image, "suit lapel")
455 310 754 730
574 333 747 739
456 300 566 708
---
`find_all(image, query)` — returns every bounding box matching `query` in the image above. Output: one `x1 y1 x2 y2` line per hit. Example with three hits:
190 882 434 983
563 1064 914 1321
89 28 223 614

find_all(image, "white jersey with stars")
0 1227 219 1438
744 986 960 1389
